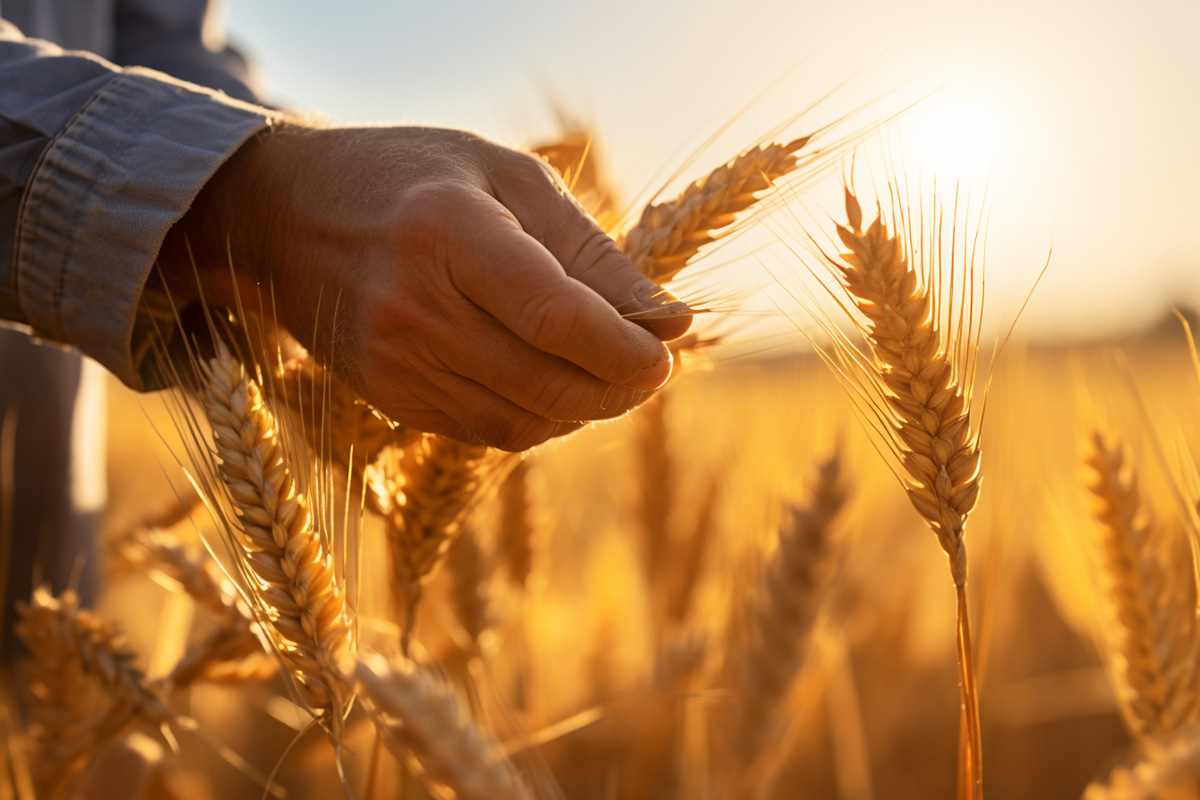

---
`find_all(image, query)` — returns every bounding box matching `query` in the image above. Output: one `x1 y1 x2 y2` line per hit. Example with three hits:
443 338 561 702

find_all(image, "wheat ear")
201 342 353 728
367 434 493 649
16 587 172 799
1086 430 1200 739
115 528 273 689
823 189 985 797
619 136 809 284
1084 723 1200 800
115 528 232 619
447 524 493 653
279 357 417 470
353 654 532 800
532 129 620 233
733 455 846 767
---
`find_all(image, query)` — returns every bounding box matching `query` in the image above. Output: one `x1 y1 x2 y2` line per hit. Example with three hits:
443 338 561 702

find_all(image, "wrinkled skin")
161 125 691 451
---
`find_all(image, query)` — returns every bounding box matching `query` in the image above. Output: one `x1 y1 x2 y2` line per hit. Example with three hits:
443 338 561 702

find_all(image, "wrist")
157 119 310 310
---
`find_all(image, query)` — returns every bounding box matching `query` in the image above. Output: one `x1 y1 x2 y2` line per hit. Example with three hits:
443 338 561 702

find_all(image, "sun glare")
918 102 999 179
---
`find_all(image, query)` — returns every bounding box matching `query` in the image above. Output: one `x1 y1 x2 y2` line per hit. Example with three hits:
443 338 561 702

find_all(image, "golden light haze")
230 0 1199 340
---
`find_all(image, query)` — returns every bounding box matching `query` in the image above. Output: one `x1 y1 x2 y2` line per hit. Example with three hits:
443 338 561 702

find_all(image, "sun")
918 102 999 178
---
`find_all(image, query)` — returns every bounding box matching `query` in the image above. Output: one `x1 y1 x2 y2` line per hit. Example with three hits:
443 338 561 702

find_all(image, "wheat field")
5 120 1200 800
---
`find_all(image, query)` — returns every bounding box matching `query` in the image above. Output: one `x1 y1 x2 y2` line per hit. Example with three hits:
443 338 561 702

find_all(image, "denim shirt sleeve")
0 20 278 388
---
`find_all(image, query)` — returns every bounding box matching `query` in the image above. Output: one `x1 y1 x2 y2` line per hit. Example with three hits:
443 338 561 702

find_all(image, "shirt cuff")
13 67 279 388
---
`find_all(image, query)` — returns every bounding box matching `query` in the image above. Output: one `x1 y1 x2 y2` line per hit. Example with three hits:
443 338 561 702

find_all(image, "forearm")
0 20 278 388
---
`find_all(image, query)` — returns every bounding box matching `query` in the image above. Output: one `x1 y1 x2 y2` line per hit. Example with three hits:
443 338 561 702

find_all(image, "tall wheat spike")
805 188 986 797
732 455 846 769
619 136 810 284
353 654 532 800
367 434 493 649
1085 430 1200 739
201 342 353 732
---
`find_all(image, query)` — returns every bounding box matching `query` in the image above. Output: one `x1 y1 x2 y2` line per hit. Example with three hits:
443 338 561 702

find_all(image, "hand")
159 124 692 450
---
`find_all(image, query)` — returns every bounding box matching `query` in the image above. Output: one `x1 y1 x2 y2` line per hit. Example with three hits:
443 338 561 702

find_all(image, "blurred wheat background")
4 0 1200 798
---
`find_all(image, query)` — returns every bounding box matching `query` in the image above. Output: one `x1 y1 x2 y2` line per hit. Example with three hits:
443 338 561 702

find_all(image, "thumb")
488 148 693 342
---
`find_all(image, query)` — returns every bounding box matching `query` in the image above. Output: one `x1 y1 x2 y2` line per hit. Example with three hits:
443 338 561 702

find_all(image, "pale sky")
225 0 1200 340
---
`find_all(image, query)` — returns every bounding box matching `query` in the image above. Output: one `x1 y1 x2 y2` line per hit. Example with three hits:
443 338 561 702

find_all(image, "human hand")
159 125 691 450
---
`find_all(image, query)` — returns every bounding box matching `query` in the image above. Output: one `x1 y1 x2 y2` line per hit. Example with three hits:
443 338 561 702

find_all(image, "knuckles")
388 181 475 255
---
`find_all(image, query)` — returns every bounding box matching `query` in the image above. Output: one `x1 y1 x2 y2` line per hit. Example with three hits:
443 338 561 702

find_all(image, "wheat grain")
353 654 532 800
201 342 353 728
1084 723 1200 799
619 136 809 284
1085 430 1200 739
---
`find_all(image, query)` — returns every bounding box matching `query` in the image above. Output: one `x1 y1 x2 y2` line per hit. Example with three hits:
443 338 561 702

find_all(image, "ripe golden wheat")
619 136 810 284
201 342 354 731
1085 430 1200 740
354 654 533 800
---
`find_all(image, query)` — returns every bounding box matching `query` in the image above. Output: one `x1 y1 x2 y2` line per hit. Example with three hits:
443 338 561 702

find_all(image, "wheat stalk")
497 457 536 590
732 455 846 769
1085 430 1200 739
201 342 353 730
636 391 676 596
810 188 986 797
353 654 532 800
618 136 810 284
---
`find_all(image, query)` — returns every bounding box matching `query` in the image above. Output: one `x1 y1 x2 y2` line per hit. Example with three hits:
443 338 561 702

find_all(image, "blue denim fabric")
0 3 278 387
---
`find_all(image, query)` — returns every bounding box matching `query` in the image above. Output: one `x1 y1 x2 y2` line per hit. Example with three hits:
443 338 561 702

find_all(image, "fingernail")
626 348 673 391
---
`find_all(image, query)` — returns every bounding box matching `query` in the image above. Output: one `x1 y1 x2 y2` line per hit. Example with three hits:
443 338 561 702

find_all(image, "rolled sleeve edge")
14 68 277 386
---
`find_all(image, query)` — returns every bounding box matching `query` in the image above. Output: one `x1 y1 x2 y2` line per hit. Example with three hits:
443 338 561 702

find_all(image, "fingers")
373 368 585 451
434 307 652 422
488 148 694 341
442 186 674 392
